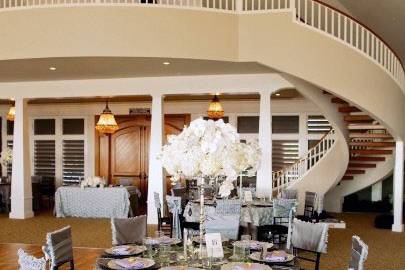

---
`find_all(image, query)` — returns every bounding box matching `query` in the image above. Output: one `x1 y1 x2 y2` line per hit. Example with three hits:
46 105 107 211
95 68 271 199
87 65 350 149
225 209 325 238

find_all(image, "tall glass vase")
198 177 205 257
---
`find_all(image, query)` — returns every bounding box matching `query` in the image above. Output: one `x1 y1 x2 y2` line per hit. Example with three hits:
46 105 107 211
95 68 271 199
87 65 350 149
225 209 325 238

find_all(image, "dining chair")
280 189 298 200
205 199 242 240
288 218 328 270
42 226 74 270
166 195 182 239
348 236 368 270
111 215 147 245
154 192 172 236
18 248 47 270
297 191 318 222
258 198 297 244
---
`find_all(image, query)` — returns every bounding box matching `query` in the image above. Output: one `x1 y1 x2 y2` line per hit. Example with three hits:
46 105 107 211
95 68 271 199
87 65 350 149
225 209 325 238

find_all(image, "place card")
205 233 224 258
244 190 253 202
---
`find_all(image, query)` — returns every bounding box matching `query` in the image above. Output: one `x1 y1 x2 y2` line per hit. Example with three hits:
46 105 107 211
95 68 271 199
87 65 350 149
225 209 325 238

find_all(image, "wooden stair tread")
331 97 348 104
338 106 361 113
350 149 393 155
345 169 366 174
350 156 386 161
348 163 377 168
348 124 386 130
344 115 374 122
349 133 392 139
342 175 354 180
349 142 395 147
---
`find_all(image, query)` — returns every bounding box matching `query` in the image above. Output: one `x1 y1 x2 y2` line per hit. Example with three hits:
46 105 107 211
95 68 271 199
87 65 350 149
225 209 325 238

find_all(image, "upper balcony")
0 0 404 138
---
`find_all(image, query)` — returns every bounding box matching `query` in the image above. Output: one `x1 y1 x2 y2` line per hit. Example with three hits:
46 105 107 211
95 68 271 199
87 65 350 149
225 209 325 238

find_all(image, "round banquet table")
183 201 273 227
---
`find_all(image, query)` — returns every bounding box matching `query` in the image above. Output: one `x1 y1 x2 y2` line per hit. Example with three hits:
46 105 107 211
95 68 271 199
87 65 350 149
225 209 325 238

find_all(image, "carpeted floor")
1 212 404 269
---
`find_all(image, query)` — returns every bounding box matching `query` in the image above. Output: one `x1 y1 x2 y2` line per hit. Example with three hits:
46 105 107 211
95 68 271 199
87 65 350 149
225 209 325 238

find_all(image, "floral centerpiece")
160 118 261 252
0 148 13 168
80 176 106 188
160 118 261 197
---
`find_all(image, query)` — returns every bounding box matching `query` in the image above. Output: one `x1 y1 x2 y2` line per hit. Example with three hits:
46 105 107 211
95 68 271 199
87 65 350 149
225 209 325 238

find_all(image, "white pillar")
147 94 164 225
392 140 404 232
9 98 34 219
371 181 382 202
256 91 272 199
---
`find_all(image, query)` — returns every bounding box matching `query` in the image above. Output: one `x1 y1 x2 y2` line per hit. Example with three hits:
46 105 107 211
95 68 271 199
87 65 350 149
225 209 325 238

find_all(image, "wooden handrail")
311 0 404 70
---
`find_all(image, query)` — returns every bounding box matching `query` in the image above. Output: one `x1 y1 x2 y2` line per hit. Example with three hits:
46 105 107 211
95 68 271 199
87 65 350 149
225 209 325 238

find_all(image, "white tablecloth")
183 201 273 226
55 187 131 218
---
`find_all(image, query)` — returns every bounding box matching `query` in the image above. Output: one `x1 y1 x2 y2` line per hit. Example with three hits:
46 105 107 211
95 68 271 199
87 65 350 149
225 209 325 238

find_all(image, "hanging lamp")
95 100 119 134
207 94 224 120
6 106 15 121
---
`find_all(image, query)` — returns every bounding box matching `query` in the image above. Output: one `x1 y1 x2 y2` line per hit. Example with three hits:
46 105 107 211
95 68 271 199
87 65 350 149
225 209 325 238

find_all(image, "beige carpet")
1 212 405 269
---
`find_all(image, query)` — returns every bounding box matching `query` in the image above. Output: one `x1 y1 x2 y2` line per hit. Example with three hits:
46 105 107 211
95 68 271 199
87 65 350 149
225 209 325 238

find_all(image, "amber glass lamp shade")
95 102 119 134
6 106 15 121
207 95 224 120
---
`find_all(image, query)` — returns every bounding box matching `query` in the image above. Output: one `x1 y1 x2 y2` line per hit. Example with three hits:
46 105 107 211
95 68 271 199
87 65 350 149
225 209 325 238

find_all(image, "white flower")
159 118 262 193
0 148 13 167
218 180 234 198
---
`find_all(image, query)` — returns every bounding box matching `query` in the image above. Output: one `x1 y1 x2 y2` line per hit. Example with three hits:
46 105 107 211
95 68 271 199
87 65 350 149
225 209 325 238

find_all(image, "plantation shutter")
62 140 84 185
34 140 56 177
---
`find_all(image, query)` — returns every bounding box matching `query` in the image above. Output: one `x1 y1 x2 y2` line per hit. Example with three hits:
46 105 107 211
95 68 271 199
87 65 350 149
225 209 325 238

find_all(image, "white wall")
0 97 324 186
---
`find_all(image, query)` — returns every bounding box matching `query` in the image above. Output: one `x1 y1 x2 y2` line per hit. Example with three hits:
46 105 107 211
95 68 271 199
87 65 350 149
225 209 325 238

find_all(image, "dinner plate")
221 262 272 270
160 266 201 270
107 257 155 270
145 237 182 246
105 245 146 256
232 241 273 251
249 251 295 263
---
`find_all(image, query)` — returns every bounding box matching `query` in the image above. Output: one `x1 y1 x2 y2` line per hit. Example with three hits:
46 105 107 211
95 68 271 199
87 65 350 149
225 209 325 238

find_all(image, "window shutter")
307 115 332 134
62 140 84 184
34 140 56 177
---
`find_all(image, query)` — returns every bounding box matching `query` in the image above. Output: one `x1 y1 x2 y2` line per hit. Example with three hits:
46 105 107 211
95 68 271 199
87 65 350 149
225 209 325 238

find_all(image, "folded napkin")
115 258 145 269
111 246 132 255
265 250 287 262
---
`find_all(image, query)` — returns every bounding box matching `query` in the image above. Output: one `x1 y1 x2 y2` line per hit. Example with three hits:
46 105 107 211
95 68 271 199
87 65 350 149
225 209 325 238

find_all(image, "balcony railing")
272 128 336 195
0 0 403 90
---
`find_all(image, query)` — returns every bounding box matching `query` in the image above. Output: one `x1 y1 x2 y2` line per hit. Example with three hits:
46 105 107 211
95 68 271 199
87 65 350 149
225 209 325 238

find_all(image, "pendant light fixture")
6 105 15 121
207 94 224 120
95 100 119 134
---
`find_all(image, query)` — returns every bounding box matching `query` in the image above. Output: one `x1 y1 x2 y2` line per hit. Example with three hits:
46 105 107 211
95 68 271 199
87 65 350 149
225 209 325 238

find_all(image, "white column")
147 94 164 225
256 91 272 199
392 140 404 232
9 98 34 219
371 181 382 202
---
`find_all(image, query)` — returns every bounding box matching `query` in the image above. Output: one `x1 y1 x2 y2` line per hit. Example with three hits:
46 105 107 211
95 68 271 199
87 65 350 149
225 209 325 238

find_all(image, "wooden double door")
96 114 190 205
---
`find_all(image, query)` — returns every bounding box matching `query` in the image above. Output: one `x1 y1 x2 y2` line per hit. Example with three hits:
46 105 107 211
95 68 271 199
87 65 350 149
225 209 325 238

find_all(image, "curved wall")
0 7 403 140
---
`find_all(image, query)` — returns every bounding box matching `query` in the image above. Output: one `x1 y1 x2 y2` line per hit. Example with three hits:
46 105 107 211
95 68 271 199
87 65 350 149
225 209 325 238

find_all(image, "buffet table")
55 186 131 218
184 201 273 226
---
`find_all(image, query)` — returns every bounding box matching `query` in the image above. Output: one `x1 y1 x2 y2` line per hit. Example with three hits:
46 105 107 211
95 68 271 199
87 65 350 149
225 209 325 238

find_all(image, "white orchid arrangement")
80 176 106 188
0 148 13 167
160 118 261 197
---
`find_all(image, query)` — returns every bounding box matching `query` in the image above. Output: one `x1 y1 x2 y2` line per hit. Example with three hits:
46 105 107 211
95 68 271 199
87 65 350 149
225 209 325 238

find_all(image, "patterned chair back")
17 249 47 270
273 198 298 218
166 195 182 239
206 200 242 240
348 236 368 270
289 218 328 253
280 189 298 199
43 226 74 268
111 215 147 245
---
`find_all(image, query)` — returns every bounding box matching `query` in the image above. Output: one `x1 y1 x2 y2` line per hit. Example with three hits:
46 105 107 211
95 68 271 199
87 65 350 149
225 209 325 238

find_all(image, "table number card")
244 190 253 202
205 233 224 258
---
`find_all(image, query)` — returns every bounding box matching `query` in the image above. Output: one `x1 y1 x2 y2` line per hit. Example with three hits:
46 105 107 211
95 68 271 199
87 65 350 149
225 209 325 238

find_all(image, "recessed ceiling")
0 57 275 82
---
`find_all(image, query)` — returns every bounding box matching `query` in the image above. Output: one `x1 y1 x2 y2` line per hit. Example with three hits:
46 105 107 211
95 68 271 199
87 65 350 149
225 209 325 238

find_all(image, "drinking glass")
143 237 155 259
159 243 171 267
200 245 213 269
241 235 251 242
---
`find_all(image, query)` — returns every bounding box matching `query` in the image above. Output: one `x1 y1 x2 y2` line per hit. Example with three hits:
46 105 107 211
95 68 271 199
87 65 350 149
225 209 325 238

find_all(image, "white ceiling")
323 0 405 64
